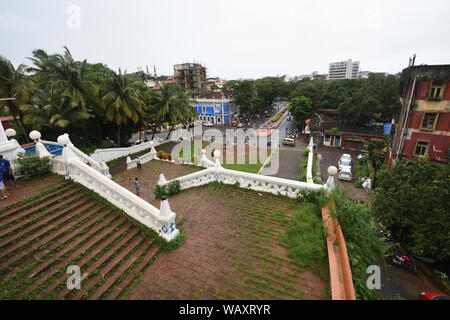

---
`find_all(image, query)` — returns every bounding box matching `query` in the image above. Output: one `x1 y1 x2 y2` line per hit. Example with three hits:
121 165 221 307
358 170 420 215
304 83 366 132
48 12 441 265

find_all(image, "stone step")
55 227 141 300
0 193 90 251
87 239 151 300
0 206 110 283
18 211 127 300
0 183 74 220
103 244 160 300
6 211 118 293
35 219 134 300
0 198 97 260
0 203 106 270
69 234 146 300
0 187 82 237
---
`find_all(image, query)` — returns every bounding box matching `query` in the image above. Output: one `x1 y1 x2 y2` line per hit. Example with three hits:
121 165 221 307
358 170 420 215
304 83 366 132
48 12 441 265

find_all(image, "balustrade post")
326 166 338 192
158 173 168 186
213 150 222 169
149 141 157 159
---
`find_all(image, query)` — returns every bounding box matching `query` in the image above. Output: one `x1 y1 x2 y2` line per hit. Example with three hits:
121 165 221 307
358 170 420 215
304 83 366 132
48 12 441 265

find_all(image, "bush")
332 192 387 300
280 203 328 273
154 184 167 199
157 150 165 159
297 189 325 206
15 153 50 180
167 180 180 196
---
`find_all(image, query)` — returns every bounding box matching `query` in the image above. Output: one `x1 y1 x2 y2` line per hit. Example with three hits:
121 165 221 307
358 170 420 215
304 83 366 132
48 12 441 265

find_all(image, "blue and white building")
191 98 239 125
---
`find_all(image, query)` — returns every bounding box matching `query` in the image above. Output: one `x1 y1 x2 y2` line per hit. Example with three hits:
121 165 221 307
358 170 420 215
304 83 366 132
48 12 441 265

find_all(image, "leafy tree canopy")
372 158 450 260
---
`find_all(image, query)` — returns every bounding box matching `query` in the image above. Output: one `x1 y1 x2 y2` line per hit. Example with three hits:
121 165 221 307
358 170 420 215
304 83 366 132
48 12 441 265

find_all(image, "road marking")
258 146 278 175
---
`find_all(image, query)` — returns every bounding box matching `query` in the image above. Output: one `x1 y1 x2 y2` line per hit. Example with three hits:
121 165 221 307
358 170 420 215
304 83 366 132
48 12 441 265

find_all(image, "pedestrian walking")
0 155 16 189
136 156 142 169
133 178 139 195
0 171 9 200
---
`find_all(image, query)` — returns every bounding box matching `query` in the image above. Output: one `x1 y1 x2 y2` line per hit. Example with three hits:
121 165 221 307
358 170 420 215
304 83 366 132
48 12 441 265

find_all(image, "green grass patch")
280 203 328 275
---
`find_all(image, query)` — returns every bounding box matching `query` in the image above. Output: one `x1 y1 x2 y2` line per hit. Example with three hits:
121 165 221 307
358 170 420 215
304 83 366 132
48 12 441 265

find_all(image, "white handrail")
48 142 179 242
162 163 328 199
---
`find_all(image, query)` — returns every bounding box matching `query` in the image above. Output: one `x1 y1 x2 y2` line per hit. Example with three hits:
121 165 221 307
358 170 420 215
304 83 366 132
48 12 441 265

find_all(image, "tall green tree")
0 55 34 142
27 47 99 145
373 158 450 260
27 47 98 113
152 84 196 140
289 96 313 127
254 77 283 111
21 88 91 134
100 69 146 147
232 80 255 118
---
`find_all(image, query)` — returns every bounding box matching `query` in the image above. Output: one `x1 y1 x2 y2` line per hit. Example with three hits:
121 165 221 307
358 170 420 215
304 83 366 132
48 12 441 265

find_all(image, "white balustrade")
89 140 162 163
126 142 158 169
306 137 315 184
46 134 179 242
160 150 335 199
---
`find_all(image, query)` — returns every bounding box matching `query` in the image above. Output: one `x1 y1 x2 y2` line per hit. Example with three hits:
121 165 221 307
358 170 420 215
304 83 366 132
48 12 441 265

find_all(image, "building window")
324 135 331 143
428 81 445 101
334 136 341 147
420 112 438 131
414 140 430 156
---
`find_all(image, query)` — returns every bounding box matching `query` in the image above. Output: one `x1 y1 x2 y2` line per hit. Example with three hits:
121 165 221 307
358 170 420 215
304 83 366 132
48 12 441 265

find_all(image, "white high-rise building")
328 59 360 80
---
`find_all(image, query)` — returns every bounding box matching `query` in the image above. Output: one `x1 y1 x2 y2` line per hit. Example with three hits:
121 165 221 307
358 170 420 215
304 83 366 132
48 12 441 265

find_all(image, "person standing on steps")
0 171 9 200
0 155 16 189
136 156 142 169
133 177 140 196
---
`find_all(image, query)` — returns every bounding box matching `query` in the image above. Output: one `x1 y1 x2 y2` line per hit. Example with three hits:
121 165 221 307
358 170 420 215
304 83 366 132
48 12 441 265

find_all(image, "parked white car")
237 123 244 128
338 158 352 171
340 153 352 164
203 121 213 127
338 166 352 181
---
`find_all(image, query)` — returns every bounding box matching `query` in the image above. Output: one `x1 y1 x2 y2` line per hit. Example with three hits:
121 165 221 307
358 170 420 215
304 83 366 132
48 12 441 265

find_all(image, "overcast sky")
1 0 450 80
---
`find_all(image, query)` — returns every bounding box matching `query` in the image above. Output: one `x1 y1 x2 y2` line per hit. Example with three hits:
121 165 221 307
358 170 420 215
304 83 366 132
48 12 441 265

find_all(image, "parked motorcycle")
380 230 394 242
392 253 418 275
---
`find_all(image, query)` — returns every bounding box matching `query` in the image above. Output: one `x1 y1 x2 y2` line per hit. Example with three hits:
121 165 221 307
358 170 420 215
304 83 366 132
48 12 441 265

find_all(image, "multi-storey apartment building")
390 64 450 164
173 63 207 93
328 59 360 80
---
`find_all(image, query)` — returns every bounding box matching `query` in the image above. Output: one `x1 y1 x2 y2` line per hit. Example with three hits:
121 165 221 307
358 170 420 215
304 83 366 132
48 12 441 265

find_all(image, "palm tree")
27 47 98 111
0 55 34 142
152 84 197 140
100 69 146 147
27 47 98 144
20 89 91 133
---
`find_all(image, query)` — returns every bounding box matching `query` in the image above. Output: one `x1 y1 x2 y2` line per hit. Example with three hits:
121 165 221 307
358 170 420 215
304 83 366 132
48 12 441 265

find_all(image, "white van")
282 138 296 146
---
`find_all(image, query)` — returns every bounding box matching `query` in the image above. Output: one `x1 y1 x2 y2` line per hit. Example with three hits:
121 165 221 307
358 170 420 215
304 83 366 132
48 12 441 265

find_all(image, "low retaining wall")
89 140 162 163
322 201 356 300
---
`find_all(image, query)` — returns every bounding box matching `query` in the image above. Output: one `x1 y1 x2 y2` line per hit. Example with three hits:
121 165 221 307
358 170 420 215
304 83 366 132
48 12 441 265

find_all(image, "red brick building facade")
391 65 450 164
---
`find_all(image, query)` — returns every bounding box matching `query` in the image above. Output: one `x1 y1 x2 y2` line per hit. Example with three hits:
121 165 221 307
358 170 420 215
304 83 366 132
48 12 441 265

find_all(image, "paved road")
317 147 369 202
129 102 289 145
259 113 307 179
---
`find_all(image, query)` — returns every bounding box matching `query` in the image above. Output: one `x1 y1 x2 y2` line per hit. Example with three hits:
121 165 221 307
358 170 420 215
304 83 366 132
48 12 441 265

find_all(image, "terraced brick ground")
118 161 330 299
113 159 202 202
0 160 330 300
0 180 161 300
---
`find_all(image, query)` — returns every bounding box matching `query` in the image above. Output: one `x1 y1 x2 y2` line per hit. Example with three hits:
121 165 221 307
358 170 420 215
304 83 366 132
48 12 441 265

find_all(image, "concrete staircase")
0 180 161 300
